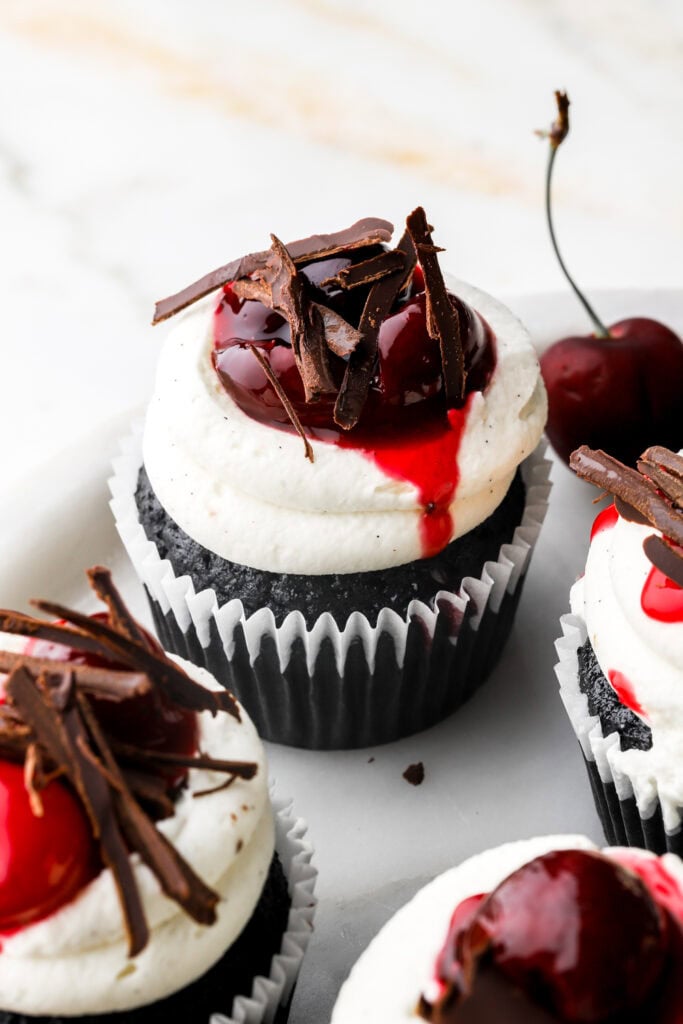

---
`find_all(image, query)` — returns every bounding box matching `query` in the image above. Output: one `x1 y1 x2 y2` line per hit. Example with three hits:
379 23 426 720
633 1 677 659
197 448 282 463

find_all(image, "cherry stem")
545 145 610 338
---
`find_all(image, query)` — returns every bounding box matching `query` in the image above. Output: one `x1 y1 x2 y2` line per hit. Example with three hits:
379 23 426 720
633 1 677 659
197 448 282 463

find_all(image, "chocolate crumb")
367 756 375 764
403 761 425 786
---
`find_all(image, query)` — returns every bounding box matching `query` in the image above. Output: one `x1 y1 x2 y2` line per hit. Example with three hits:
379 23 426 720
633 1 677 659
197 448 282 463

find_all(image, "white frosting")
331 835 683 1024
143 275 546 574
571 508 683 825
0 657 275 1016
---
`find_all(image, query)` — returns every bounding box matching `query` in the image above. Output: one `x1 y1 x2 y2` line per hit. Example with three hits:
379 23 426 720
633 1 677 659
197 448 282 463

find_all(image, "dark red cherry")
537 93 683 467
454 850 669 1021
0 761 98 931
540 318 683 465
25 616 198 793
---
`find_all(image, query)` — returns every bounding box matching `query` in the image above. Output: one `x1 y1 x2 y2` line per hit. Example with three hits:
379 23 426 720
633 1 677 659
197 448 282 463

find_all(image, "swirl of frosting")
143 275 546 575
571 508 683 826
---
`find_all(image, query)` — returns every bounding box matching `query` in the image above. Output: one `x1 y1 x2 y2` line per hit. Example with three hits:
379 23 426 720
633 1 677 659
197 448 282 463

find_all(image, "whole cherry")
537 92 683 466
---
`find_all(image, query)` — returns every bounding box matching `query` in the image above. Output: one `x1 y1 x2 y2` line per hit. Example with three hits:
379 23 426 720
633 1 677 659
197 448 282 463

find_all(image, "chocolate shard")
570 446 683 549
406 206 465 406
0 651 151 701
321 249 406 290
87 566 152 649
231 278 272 306
111 737 258 779
638 449 683 508
248 345 314 463
643 535 683 589
0 611 117 660
264 234 336 402
152 217 393 324
614 498 650 527
78 695 220 927
123 768 176 820
7 667 149 956
311 302 361 358
334 231 415 430
29 599 236 718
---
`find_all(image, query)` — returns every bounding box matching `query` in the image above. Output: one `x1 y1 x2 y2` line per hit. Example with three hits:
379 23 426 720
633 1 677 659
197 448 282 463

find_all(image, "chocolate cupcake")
555 446 683 855
111 208 549 748
332 834 683 1023
0 568 316 1022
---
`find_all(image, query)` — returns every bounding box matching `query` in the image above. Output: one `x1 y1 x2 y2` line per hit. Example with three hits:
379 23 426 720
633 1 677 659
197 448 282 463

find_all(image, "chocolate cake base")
576 639 683 857
135 465 526 625
0 855 291 1024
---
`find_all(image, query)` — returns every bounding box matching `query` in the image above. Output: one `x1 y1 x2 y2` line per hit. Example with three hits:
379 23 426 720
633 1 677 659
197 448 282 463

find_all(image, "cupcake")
111 207 549 748
0 567 316 1022
556 445 683 855
332 834 683 1023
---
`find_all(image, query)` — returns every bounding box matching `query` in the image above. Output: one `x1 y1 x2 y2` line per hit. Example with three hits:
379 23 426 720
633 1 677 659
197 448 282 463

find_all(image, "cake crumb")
403 761 425 786
367 756 375 763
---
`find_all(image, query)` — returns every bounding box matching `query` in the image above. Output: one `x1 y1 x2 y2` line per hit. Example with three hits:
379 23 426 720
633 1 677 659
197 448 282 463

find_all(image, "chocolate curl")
569 447 683 549
311 303 361 358
7 667 149 956
77 695 220 926
321 249 406 290
0 651 151 702
110 737 258 779
87 566 152 649
152 217 394 324
406 206 465 405
334 230 415 430
643 535 683 589
638 448 683 508
248 345 314 463
29 599 239 718
265 234 336 402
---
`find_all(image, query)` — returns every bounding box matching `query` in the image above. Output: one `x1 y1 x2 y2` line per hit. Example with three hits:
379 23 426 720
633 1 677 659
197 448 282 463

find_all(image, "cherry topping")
213 258 495 435
0 761 98 932
641 564 683 625
590 503 619 541
608 669 648 720
537 93 683 466
425 849 671 1022
24 615 198 792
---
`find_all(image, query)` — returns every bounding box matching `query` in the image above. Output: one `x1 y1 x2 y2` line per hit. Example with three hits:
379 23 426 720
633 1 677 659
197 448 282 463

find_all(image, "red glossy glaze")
425 849 679 1022
590 502 619 541
24 615 199 791
213 255 497 558
540 317 683 466
641 565 683 625
0 762 98 933
608 669 648 720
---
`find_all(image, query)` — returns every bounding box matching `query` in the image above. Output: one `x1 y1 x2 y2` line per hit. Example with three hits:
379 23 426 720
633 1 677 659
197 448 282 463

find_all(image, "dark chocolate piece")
111 738 258 779
30 599 237 717
643 535 683 589
403 761 425 786
87 565 153 649
0 651 151 702
614 497 650 527
248 344 314 463
406 206 465 405
321 249 406 290
569 447 683 548
334 230 415 430
152 217 393 324
311 302 361 358
639 447 683 507
7 667 150 956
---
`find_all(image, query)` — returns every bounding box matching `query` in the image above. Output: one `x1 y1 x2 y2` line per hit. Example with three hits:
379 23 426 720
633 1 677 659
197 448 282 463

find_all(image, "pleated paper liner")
555 614 683 857
111 429 551 750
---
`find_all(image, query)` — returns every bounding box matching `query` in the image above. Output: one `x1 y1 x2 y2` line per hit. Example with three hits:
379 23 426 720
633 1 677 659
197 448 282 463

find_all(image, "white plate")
1 289 681 1023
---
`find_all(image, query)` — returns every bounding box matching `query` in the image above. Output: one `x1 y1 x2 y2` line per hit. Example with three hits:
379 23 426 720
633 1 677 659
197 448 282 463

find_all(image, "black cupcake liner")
555 614 683 857
111 431 551 749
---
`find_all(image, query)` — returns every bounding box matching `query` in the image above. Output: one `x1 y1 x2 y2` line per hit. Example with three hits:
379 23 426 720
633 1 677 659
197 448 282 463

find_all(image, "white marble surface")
1 0 682 485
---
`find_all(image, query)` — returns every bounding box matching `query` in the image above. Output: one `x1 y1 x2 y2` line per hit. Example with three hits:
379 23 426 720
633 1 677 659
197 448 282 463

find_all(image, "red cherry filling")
24 615 199 793
422 849 675 1023
641 564 683 625
0 761 98 932
213 259 495 436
